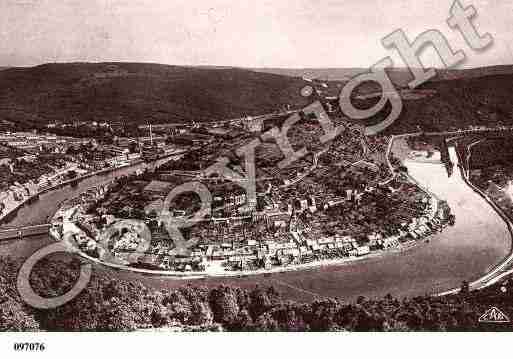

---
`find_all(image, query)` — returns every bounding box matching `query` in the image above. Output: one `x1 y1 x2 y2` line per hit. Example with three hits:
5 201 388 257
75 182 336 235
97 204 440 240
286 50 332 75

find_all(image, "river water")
0 144 510 302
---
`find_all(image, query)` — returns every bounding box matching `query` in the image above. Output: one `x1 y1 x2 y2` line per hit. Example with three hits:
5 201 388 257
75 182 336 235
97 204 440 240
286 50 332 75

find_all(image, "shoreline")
435 140 513 294
52 228 427 281
0 151 181 227
48 135 445 281
6 130 512 300
0 163 137 226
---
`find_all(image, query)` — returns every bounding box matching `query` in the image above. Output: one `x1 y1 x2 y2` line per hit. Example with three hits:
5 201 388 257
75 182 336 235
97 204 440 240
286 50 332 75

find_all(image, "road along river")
0 141 511 302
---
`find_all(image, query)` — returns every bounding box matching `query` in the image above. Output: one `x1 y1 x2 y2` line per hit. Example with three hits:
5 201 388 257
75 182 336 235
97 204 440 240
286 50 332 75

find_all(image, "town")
0 125 179 225
47 110 454 275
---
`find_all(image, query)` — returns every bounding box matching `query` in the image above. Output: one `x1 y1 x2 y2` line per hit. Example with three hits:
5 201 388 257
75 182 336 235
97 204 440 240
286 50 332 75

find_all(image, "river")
0 143 510 302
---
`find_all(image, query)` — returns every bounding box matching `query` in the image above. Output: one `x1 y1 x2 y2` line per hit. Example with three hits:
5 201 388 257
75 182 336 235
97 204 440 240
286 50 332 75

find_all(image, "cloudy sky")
1 0 512 68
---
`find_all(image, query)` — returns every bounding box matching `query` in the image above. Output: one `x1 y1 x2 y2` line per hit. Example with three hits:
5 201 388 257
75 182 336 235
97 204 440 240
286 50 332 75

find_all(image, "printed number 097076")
13 343 46 351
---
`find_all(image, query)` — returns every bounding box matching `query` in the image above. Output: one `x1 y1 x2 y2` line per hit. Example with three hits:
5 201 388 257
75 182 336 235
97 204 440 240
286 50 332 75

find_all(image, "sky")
1 0 512 68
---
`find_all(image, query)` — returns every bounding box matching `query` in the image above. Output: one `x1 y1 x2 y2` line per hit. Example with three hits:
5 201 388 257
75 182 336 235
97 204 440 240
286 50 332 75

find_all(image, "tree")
209 286 239 326
163 290 192 324
150 302 170 328
270 302 307 331
0 297 39 331
189 300 213 326
230 309 253 331
248 286 272 319
99 298 138 331
253 312 279 331
308 299 341 331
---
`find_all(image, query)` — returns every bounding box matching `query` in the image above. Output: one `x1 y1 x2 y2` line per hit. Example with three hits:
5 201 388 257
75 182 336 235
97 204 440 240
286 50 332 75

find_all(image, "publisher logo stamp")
479 307 510 323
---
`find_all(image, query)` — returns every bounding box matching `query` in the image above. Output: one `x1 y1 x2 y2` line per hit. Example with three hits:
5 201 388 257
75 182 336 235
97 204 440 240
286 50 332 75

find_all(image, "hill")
432 65 513 82
2 62 513 133
0 62 316 126
252 65 513 87
251 67 369 82
384 73 513 133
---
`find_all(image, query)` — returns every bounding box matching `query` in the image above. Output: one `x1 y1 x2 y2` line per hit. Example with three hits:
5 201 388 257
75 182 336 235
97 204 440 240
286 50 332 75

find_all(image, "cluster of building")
46 111 455 275
55 161 453 274
178 188 450 272
0 160 86 221
0 127 170 222
0 131 89 153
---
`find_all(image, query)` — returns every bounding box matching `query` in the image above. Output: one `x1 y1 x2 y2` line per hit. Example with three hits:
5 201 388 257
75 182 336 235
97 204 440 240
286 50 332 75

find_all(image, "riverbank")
0 151 183 228
2 134 512 302
403 140 513 295
435 140 513 293
46 134 448 281
0 162 135 227
50 212 428 281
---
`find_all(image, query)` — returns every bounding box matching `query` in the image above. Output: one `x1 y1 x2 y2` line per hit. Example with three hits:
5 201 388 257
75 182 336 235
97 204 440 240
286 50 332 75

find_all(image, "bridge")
0 223 51 241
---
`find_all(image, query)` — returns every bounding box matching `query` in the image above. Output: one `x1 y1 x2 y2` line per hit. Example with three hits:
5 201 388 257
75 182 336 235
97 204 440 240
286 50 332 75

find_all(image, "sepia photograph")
1 0 513 356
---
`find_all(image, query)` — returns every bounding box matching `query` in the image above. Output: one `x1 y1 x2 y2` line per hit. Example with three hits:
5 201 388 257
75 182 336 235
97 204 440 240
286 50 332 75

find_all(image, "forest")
1 255 512 332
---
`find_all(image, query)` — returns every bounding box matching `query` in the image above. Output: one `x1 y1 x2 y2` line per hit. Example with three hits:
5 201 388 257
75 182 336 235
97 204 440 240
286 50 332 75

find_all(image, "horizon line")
2 61 513 71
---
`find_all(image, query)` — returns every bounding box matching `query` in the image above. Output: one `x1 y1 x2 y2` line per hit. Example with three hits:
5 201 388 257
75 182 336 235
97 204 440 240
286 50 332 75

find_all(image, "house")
297 199 308 211
274 220 287 228
366 233 382 249
246 239 257 246
242 117 263 132
356 246 370 256
381 236 400 249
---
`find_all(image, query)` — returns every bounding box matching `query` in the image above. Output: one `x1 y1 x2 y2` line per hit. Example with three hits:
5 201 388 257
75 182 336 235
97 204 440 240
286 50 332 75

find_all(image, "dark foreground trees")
1 255 513 332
